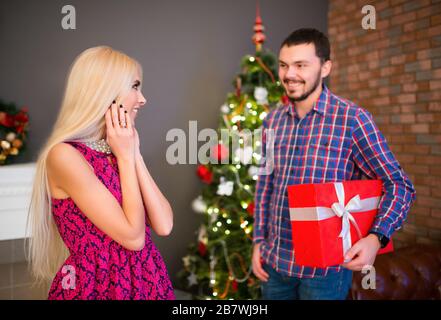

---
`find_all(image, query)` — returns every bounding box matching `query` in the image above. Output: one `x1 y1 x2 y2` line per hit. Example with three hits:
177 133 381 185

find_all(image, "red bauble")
232 279 238 292
14 110 29 123
0 112 14 127
198 241 207 256
211 144 229 162
281 95 290 105
16 125 24 134
246 202 255 216
196 165 213 184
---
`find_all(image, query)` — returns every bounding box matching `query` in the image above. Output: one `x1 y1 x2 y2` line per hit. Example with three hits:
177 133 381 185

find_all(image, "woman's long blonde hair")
26 46 142 282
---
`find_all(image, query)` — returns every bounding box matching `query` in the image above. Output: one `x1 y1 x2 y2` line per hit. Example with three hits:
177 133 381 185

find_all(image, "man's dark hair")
281 28 331 63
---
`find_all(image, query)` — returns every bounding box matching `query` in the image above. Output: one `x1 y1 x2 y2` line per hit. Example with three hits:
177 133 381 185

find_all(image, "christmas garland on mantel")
0 99 29 165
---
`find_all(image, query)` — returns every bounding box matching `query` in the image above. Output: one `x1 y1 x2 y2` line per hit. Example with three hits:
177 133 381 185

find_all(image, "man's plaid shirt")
253 85 416 278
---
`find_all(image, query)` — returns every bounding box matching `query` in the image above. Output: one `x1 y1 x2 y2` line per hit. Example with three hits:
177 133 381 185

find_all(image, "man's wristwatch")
369 231 390 249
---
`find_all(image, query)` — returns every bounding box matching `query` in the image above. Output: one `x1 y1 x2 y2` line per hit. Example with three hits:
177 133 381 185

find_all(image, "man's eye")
132 85 139 90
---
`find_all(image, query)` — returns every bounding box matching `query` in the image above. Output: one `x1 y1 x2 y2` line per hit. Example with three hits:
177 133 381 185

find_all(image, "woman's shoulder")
46 142 92 199
47 142 93 177
48 142 79 163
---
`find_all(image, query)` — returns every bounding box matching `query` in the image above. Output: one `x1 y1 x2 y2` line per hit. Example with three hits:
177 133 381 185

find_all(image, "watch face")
379 235 389 248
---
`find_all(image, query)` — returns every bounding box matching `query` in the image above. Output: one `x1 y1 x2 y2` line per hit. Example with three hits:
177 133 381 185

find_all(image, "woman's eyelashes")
132 80 141 90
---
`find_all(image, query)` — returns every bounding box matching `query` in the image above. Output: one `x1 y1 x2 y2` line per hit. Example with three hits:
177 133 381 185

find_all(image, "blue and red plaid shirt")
253 85 416 278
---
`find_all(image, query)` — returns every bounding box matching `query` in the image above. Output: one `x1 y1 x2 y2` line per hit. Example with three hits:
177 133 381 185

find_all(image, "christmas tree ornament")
232 279 238 292
281 94 290 105
210 143 229 162
254 87 268 105
197 225 208 256
182 255 191 268
5 132 16 142
209 253 217 288
247 202 255 216
196 164 213 184
187 272 198 286
220 104 230 114
12 139 23 148
252 2 266 52
198 225 208 243
234 146 253 165
248 165 259 177
198 242 207 257
216 177 234 196
1 140 11 150
210 210 219 225
191 196 207 213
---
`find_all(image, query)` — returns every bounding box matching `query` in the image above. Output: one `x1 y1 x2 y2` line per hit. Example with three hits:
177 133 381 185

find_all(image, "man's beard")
287 72 322 103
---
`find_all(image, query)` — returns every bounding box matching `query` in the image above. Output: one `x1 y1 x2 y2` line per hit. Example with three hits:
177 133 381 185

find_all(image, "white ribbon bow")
331 183 363 260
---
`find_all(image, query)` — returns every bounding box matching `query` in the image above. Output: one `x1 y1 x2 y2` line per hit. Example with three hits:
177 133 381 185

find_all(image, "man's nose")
285 66 297 79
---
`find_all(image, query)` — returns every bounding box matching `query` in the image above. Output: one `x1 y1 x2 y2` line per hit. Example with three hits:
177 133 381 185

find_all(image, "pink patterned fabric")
48 141 175 300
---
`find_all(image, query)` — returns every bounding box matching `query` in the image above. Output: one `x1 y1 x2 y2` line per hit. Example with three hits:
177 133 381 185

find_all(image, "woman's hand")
105 102 136 161
133 126 141 158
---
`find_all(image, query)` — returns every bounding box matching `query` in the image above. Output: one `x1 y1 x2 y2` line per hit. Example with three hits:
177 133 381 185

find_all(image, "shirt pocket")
306 136 350 169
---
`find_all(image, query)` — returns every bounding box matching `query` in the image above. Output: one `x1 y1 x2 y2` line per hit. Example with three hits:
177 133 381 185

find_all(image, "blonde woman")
27 46 175 300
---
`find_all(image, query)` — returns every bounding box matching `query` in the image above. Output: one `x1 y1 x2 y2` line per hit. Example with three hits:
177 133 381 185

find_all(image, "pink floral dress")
48 141 175 300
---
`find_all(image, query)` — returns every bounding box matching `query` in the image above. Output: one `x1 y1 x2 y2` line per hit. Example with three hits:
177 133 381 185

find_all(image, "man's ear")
321 60 332 78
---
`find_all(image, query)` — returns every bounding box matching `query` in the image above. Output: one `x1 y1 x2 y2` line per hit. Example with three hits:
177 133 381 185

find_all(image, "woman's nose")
139 92 147 106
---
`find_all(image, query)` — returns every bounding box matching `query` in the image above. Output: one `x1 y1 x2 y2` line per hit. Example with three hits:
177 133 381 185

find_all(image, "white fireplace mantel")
0 162 36 240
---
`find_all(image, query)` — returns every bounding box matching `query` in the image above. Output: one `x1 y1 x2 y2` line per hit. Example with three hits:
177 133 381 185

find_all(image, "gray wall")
0 0 327 288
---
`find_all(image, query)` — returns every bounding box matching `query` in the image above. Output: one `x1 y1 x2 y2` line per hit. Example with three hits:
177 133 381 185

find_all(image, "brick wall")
328 0 441 247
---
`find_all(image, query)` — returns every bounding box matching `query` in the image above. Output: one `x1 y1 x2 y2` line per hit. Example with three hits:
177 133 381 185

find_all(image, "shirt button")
295 146 299 151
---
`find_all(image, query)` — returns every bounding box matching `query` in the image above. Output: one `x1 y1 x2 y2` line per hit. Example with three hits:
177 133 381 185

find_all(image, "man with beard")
252 28 416 300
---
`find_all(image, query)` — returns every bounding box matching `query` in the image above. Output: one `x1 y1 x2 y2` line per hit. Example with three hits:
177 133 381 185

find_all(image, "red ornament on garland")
14 109 29 123
196 165 213 184
0 112 14 127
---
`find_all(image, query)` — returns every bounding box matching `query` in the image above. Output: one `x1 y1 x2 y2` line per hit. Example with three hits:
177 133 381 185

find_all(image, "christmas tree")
177 6 285 299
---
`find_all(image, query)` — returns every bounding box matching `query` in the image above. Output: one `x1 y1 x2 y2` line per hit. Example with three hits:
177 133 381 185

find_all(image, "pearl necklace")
83 139 112 154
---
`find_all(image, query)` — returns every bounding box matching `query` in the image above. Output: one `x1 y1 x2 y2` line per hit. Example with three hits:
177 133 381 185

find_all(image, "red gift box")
287 180 394 268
